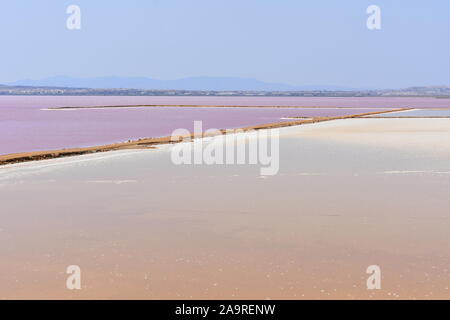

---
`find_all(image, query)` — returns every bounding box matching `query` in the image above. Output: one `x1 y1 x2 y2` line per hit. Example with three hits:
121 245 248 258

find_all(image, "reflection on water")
0 119 449 299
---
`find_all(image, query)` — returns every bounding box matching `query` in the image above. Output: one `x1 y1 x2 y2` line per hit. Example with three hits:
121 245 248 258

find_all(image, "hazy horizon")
2 75 383 91
4 75 450 91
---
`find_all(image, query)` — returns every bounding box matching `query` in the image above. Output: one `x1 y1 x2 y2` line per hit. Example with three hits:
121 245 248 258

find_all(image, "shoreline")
46 104 396 110
0 108 410 166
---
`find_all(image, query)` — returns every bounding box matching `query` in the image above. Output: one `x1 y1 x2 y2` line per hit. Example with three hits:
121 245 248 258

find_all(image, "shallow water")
0 118 449 299
1 95 449 108
1 95 398 155
367 108 450 117
3 95 449 155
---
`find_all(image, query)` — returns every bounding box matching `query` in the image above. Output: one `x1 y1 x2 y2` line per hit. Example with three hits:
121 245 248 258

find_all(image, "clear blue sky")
1 0 449 88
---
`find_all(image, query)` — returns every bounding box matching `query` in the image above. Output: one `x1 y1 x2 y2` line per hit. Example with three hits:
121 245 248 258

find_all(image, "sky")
0 0 449 88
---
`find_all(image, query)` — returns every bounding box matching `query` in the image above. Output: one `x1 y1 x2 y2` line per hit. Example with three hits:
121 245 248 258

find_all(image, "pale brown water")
0 118 449 299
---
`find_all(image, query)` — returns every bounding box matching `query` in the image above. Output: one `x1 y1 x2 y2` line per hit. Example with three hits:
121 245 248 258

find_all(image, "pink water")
1 95 449 108
1 96 448 155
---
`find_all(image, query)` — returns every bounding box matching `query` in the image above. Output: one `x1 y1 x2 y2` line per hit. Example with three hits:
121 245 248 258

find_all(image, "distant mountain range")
6 76 358 92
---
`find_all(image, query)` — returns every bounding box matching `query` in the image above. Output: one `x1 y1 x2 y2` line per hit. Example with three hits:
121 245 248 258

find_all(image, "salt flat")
0 118 449 299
